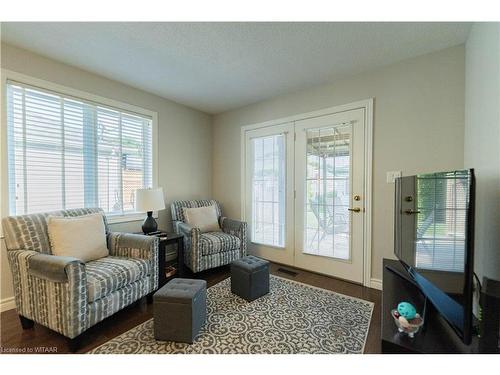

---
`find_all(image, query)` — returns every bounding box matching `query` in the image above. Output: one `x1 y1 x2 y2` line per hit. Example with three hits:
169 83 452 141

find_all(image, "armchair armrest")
28 253 84 283
177 222 200 237
107 232 159 260
220 217 246 233
176 222 201 272
220 217 247 257
6 249 88 338
176 222 201 250
107 232 159 291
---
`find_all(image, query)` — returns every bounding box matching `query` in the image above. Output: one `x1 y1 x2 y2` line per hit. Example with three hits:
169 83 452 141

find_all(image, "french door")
294 109 365 283
244 108 366 284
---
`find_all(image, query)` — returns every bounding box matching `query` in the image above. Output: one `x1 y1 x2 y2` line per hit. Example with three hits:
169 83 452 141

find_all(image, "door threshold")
276 267 299 277
271 261 364 286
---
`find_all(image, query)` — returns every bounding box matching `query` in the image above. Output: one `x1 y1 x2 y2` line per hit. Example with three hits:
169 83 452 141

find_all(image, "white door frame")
240 99 373 287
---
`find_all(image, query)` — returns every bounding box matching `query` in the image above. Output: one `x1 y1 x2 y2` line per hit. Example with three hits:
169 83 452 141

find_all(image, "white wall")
212 45 466 285
464 23 500 281
0 43 213 309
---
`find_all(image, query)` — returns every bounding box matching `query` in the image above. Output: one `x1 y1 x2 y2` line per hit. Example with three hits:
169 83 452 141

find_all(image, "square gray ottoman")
153 278 207 343
231 255 270 301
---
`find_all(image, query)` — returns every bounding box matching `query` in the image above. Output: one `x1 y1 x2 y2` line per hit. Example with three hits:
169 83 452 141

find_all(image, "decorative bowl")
391 309 424 338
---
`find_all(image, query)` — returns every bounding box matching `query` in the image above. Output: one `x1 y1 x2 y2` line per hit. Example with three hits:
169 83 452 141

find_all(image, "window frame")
1 69 159 224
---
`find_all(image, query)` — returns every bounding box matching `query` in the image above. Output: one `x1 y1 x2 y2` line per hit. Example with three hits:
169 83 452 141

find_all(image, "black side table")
135 231 185 290
157 232 185 289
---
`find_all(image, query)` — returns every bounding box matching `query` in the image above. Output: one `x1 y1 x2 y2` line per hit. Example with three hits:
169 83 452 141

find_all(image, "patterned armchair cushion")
2 208 108 254
171 199 222 223
199 232 241 256
85 256 150 302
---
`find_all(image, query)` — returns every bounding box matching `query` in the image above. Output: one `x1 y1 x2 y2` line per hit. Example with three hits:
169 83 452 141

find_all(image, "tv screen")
394 169 475 344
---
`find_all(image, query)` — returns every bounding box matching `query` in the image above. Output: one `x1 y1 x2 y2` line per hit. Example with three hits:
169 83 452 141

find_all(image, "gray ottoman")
153 278 207 343
231 255 270 301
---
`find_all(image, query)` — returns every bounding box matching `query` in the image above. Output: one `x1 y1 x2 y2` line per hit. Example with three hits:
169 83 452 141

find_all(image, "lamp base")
142 211 158 234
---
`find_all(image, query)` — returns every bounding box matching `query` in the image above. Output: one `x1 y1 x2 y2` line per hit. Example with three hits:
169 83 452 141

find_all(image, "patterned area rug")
89 275 374 354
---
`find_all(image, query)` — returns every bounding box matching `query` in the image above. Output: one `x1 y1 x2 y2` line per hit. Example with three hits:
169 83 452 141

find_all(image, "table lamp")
135 187 165 234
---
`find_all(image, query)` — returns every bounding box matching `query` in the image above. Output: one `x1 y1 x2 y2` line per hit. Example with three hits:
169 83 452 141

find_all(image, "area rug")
89 275 374 354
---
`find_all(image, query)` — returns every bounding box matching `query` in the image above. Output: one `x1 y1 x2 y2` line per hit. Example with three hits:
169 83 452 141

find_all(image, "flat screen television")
394 169 475 345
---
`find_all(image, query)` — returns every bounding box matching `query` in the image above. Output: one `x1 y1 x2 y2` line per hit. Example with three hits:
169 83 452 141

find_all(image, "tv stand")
385 264 417 287
382 259 477 353
385 264 430 332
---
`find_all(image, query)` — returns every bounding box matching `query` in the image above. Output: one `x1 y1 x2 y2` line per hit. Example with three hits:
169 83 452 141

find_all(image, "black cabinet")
381 259 477 353
136 231 185 290
156 232 185 289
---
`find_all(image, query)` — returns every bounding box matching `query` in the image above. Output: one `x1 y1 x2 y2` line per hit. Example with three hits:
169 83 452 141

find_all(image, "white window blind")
6 81 153 216
251 134 286 247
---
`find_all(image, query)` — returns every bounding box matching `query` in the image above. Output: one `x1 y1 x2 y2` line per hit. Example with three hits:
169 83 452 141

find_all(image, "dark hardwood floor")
0 263 381 354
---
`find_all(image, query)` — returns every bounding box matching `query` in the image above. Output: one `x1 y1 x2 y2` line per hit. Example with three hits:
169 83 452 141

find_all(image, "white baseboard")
369 278 382 290
0 296 16 313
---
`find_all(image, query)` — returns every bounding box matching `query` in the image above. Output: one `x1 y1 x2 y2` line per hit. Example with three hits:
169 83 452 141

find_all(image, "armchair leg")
131 296 148 312
19 315 34 329
67 336 82 353
147 293 154 304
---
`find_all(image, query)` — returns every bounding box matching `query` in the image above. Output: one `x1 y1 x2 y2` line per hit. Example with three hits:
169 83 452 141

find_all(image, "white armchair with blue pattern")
171 200 247 273
2 208 158 351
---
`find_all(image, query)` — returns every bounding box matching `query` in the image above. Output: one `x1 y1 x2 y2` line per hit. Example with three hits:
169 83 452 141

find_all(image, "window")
6 81 154 218
251 134 286 247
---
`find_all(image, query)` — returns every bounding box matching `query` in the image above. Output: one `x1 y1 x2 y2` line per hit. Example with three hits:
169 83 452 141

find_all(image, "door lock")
353 195 361 201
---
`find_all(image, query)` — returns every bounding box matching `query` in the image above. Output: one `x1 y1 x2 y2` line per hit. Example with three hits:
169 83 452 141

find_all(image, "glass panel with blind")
415 171 468 272
304 124 351 260
251 134 286 247
6 81 153 216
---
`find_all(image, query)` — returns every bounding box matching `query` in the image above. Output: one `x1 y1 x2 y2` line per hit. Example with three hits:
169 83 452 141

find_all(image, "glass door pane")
304 124 351 259
251 134 286 247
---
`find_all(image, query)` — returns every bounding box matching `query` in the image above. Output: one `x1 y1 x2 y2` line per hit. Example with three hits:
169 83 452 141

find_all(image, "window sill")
105 211 158 225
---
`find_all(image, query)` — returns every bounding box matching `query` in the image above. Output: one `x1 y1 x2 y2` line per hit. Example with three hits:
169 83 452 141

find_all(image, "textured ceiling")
1 22 471 114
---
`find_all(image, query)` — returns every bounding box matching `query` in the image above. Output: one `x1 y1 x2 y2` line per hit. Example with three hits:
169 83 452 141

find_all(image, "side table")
156 232 185 289
135 231 185 290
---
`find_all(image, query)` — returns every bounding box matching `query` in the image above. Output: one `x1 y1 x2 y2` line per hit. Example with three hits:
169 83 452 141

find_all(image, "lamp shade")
135 188 165 212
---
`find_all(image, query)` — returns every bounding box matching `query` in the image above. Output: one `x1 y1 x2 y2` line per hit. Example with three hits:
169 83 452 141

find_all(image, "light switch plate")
387 171 402 183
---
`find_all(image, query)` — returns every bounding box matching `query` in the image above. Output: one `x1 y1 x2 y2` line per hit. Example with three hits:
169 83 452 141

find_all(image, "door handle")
404 209 421 215
348 207 361 213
